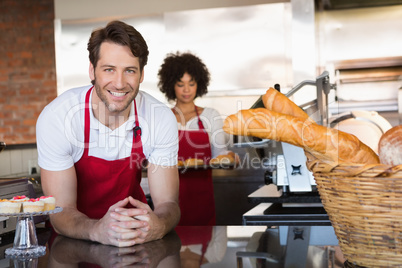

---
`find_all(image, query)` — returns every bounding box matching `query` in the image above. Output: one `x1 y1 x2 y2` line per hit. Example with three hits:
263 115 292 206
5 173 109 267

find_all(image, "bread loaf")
184 158 204 166
209 153 235 166
378 125 402 165
223 108 379 164
262 87 312 121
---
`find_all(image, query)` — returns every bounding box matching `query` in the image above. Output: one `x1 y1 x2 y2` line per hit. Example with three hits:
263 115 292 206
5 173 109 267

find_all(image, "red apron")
177 107 216 225
75 87 147 219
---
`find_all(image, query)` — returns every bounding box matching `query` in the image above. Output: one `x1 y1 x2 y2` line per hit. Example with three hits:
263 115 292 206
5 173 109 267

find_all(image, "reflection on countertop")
1 225 349 268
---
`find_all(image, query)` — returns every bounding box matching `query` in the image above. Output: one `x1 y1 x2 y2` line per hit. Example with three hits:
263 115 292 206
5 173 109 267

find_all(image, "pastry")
22 198 45 212
0 199 21 213
209 157 220 165
223 108 379 165
184 158 204 166
11 195 29 202
210 153 235 166
378 125 402 165
40 196 56 211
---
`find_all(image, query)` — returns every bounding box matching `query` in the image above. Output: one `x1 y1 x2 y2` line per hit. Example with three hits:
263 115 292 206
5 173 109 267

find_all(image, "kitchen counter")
0 224 355 268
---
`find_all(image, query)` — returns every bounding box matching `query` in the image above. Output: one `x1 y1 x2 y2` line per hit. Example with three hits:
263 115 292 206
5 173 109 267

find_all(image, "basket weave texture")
306 153 402 268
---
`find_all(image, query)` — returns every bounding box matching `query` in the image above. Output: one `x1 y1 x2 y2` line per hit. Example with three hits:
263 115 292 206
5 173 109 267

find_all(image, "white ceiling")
54 0 288 21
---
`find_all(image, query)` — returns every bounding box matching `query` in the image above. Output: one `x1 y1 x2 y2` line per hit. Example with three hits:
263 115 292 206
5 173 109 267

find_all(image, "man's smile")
108 90 128 97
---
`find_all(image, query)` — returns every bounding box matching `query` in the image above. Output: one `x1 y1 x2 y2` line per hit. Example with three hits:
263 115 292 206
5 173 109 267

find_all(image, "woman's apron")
176 107 216 225
75 87 147 219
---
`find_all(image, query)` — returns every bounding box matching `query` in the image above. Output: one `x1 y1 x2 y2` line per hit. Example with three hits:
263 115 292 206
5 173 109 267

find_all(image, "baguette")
262 87 312 121
223 108 379 165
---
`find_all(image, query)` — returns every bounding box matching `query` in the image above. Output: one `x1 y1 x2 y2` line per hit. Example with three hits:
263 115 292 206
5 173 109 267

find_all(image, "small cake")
22 198 44 213
11 195 29 203
39 196 56 211
0 199 22 213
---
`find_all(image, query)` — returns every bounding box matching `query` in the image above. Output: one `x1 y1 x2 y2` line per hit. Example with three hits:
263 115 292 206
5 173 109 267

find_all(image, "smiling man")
36 21 180 247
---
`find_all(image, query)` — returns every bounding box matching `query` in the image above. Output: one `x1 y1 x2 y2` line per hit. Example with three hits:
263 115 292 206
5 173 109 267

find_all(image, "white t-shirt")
177 107 230 158
37 85 178 171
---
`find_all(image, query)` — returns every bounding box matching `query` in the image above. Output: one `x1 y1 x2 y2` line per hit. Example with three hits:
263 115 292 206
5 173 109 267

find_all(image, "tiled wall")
0 147 39 178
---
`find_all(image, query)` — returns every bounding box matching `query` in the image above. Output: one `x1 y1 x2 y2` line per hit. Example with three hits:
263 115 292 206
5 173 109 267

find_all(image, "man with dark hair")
37 20 180 247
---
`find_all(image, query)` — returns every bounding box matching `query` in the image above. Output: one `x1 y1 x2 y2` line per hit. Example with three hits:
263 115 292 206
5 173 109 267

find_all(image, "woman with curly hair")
158 52 235 225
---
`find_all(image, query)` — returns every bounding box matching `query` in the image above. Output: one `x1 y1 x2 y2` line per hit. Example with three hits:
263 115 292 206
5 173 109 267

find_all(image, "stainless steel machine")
234 72 340 268
234 71 336 226
236 225 341 268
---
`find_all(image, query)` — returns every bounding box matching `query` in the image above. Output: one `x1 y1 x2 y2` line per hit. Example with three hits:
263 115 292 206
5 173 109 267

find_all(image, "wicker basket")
306 153 402 268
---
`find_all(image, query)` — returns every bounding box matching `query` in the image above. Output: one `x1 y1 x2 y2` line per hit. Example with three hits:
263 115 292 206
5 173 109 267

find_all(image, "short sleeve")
199 108 230 158
36 105 75 171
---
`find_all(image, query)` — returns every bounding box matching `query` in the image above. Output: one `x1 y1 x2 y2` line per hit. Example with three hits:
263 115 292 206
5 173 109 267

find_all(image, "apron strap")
132 99 142 154
83 87 93 154
172 106 205 130
194 106 205 130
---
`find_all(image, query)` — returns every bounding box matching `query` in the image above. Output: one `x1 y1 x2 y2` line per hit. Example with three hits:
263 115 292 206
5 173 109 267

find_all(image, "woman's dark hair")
158 52 210 101
87 20 149 72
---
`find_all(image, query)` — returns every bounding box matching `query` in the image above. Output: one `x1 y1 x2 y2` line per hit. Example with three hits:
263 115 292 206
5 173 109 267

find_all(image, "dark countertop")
211 167 265 225
143 166 266 225
0 224 352 268
211 166 267 182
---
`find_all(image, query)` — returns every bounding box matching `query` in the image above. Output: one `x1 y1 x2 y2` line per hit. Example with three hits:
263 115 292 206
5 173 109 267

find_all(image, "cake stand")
0 207 62 257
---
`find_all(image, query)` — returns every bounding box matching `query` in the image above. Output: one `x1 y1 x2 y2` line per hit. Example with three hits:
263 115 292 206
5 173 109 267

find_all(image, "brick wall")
0 0 57 145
